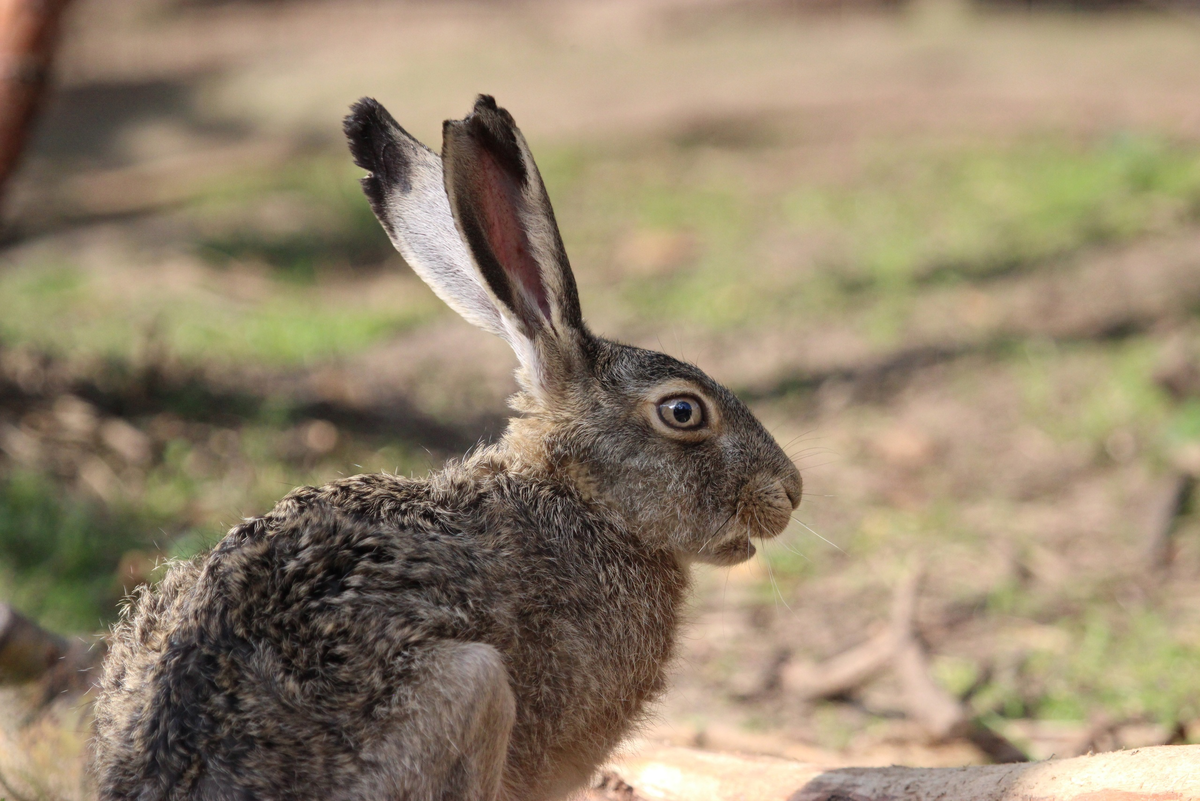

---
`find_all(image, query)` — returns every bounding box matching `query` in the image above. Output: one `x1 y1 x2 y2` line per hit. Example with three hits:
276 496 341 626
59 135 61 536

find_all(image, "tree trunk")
0 0 73 208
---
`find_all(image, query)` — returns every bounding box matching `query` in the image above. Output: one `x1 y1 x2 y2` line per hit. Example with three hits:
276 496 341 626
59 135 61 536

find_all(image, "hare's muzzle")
738 469 802 544
781 469 803 512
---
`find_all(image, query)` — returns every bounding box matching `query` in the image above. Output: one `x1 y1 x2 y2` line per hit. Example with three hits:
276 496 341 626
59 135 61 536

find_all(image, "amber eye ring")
656 396 705 431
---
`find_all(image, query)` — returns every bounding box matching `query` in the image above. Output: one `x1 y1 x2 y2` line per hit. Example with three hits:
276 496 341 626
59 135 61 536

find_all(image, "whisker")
779 432 816 452
774 534 812 561
760 540 792 611
722 559 732 614
780 429 823 449
787 447 837 460
700 508 739 554
792 516 846 554
791 460 838 471
793 496 834 508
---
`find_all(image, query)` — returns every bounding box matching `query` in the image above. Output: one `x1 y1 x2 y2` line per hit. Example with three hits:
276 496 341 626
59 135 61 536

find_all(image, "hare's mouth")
736 488 794 543
701 507 790 566
693 482 794 566
707 535 758 565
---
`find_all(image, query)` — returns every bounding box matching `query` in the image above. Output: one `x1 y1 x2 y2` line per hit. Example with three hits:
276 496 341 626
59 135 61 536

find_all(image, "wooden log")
595 742 1200 801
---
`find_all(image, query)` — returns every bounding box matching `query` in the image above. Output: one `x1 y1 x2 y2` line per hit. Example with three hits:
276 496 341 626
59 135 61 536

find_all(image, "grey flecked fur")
90 96 802 801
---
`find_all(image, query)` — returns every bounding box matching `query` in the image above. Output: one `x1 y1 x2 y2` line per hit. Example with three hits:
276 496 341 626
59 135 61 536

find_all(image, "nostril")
783 471 802 510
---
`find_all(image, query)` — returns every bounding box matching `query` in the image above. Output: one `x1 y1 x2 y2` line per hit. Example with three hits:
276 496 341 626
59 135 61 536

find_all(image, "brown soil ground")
4 0 1200 796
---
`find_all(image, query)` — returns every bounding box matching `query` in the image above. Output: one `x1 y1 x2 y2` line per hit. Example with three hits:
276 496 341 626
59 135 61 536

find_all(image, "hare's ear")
344 97 507 337
441 95 587 396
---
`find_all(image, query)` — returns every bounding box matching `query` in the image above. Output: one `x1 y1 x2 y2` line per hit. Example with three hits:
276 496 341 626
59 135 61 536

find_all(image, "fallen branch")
590 742 1200 801
891 569 964 741
777 568 1026 764
890 569 1028 764
778 629 896 702
775 572 921 702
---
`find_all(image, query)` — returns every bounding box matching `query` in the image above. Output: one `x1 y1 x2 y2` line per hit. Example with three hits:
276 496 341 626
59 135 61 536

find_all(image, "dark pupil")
672 401 693 424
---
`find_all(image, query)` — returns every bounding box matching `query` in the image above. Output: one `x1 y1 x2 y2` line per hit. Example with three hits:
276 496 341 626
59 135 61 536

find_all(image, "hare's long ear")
344 97 506 337
441 95 588 398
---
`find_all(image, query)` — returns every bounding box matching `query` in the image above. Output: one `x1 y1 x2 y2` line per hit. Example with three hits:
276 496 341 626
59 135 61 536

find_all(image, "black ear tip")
344 96 400 173
344 97 386 140
348 95 383 118
459 94 520 151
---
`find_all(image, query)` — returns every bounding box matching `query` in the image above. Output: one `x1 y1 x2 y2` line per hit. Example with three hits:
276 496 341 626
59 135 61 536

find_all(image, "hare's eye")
657 396 704 430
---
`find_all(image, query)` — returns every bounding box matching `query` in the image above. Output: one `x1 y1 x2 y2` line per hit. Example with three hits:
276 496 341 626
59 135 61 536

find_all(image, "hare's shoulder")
190 472 510 630
107 472 486 658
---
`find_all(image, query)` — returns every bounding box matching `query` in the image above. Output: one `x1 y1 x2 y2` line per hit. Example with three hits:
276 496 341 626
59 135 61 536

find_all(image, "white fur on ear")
346 99 506 339
346 98 569 401
380 150 549 392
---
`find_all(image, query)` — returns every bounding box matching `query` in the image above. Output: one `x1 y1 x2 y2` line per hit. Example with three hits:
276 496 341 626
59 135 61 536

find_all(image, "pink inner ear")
474 148 552 323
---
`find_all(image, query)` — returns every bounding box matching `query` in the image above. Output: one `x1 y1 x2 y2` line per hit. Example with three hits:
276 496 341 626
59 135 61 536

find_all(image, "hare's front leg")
350 641 516 801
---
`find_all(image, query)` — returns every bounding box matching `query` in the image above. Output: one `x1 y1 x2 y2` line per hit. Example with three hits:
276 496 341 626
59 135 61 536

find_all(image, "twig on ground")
891 568 964 741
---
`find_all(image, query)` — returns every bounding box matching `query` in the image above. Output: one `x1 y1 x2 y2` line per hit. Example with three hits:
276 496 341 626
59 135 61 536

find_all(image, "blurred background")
2 0 1200 794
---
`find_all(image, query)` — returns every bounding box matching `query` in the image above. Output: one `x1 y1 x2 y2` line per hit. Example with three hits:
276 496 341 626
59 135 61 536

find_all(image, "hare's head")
345 95 800 566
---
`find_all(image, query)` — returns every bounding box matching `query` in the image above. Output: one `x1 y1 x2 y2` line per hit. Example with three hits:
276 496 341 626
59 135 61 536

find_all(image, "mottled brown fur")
90 96 801 801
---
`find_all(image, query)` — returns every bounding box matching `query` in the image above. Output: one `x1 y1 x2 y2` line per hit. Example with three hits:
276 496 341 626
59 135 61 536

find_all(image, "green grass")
540 133 1200 333
194 158 397 282
972 609 1200 726
782 134 1200 292
0 259 439 368
6 135 1197 370
0 156 445 370
1017 337 1173 456
0 471 165 631
0 420 430 631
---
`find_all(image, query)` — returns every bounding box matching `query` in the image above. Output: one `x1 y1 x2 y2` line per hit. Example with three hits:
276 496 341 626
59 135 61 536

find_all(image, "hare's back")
92 470 685 799
92 474 518 798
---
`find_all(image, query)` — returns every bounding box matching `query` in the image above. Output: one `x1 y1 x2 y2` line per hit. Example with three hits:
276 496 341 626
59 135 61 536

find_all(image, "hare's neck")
492 415 556 471
475 416 588 491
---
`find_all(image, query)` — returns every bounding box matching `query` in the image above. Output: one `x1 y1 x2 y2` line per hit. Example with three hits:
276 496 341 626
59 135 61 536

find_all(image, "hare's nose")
781 468 802 510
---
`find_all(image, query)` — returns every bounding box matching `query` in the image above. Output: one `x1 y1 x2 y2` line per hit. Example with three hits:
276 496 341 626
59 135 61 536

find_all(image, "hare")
90 95 802 801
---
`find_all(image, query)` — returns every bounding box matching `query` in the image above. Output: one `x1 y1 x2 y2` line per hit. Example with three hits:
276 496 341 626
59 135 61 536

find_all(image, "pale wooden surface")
592 742 1200 801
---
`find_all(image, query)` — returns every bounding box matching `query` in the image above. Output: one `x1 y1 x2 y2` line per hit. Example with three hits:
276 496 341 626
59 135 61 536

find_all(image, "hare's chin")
701 536 757 566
